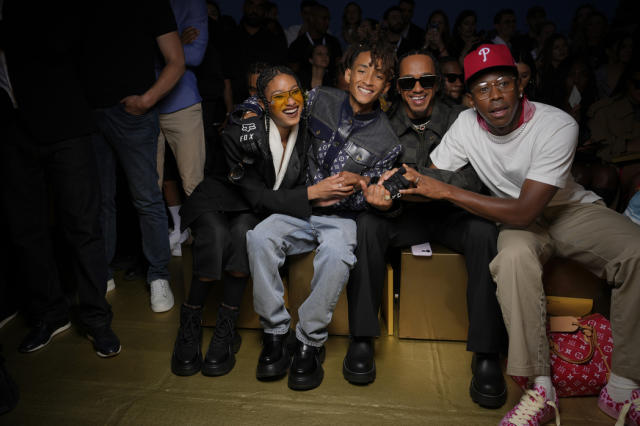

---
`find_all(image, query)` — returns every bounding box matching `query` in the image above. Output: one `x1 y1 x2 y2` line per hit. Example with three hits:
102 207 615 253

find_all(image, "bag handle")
550 322 598 365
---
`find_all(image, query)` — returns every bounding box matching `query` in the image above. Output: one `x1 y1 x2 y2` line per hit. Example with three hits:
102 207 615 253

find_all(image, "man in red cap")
397 43 640 426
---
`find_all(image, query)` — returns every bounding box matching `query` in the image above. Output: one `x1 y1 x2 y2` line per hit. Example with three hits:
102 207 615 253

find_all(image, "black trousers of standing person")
0 104 113 330
347 202 508 354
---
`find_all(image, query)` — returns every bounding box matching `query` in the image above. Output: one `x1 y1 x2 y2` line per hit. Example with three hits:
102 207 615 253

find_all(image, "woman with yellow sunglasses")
171 66 352 379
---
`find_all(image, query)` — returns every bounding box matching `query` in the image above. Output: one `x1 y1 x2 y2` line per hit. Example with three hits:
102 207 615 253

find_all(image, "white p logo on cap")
479 47 490 62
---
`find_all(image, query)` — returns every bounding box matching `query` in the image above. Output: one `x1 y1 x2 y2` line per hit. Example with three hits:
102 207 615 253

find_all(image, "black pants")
0 112 112 329
347 203 507 354
191 211 260 281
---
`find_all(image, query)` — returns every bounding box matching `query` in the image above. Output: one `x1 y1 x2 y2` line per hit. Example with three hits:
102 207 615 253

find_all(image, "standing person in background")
156 0 208 258
512 6 547 55
423 10 451 59
382 6 412 57
491 9 518 49
1 0 120 357
449 10 482 66
397 0 424 51
85 0 185 313
288 3 342 84
197 0 230 173
340 2 361 50
224 0 287 105
285 0 317 47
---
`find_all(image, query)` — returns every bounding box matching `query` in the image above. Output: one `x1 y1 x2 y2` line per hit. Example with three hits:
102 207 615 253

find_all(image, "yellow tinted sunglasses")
269 88 304 110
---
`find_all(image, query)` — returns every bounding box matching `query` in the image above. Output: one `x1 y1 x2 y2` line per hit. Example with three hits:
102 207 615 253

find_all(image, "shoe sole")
151 303 174 313
469 380 507 409
256 354 292 381
288 365 324 391
20 321 72 353
202 336 241 377
86 334 122 358
172 355 203 376
342 358 376 385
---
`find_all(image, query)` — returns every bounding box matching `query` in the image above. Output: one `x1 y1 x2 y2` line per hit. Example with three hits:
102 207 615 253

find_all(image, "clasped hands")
363 164 449 210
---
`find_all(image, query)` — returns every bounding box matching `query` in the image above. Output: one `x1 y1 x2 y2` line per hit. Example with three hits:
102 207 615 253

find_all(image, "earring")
519 93 523 98
473 107 477 111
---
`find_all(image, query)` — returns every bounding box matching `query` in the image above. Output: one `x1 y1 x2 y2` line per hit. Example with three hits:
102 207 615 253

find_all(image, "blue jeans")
92 104 170 282
247 214 357 346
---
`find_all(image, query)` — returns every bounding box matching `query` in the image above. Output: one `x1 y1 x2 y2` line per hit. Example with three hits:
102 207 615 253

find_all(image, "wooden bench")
181 247 394 335
397 245 610 341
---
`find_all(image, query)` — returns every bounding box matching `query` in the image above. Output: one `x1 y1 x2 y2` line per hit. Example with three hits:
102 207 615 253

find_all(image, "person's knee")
246 227 277 255
317 240 356 268
490 242 539 277
464 217 498 241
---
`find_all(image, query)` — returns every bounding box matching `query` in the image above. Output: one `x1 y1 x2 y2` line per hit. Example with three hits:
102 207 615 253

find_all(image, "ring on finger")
415 177 421 185
384 195 391 201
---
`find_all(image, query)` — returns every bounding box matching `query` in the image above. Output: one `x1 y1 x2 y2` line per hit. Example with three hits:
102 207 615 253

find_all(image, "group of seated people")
2 0 639 424
169 36 640 425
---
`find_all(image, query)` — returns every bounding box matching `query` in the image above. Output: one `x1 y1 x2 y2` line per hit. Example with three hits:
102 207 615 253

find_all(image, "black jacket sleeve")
222 117 312 219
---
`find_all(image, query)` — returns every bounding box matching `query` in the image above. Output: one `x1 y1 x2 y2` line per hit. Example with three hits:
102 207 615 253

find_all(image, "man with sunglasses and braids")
344 48 509 410
246 37 402 391
399 44 640 426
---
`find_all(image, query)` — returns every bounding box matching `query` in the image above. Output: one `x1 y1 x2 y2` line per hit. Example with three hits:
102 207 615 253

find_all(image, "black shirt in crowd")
82 0 177 108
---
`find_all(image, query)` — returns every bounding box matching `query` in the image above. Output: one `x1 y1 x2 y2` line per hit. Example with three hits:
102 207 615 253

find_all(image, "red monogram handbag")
512 313 613 397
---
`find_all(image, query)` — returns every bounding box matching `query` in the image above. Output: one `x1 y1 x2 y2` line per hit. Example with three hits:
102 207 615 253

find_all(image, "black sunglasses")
397 74 439 91
444 73 464 83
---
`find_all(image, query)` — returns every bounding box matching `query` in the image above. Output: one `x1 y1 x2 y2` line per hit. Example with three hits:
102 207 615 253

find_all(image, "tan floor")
0 258 614 425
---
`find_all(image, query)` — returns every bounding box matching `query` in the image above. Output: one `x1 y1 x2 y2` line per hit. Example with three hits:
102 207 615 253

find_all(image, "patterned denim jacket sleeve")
334 143 404 211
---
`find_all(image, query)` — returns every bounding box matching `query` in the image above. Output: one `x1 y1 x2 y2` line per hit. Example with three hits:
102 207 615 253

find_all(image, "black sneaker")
288 338 325 391
171 304 203 376
86 325 121 358
18 318 71 353
202 305 241 377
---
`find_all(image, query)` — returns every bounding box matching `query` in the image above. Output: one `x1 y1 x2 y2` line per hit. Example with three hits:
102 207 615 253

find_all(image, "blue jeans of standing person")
92 104 170 283
247 214 357 347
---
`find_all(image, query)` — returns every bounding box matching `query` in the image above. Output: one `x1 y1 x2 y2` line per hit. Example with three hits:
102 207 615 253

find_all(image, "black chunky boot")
202 305 241 376
171 304 203 376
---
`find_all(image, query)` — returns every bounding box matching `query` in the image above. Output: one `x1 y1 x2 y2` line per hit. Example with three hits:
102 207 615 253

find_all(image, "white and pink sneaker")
500 384 560 426
598 387 640 426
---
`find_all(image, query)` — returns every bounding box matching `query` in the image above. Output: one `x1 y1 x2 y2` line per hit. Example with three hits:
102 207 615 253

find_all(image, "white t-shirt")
430 102 600 206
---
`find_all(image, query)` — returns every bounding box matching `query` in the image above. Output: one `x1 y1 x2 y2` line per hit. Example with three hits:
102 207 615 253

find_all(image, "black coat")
180 112 312 230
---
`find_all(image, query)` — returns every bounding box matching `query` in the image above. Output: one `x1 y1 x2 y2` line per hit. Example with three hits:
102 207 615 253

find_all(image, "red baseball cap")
463 44 517 83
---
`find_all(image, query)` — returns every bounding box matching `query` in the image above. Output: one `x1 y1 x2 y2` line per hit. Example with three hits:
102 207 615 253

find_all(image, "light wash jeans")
247 214 357 346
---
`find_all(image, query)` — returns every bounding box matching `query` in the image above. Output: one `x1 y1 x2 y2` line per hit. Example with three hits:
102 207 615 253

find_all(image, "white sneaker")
149 279 174 313
106 278 116 293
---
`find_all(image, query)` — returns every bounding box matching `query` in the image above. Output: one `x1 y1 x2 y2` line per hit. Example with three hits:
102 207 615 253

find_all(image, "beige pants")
157 102 205 196
490 201 640 381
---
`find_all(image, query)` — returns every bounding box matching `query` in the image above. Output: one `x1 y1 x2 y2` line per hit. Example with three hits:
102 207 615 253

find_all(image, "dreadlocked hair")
344 28 396 81
256 65 306 137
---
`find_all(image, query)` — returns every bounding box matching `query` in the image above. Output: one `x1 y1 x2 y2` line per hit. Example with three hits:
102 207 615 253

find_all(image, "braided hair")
256 65 306 137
